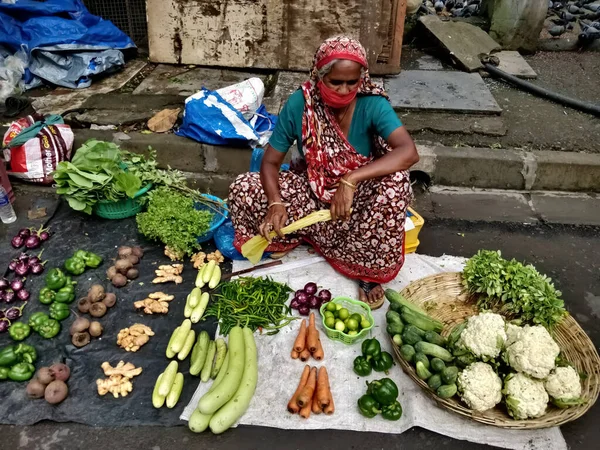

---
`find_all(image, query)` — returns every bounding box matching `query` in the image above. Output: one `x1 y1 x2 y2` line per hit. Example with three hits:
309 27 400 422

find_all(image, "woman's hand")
330 181 355 221
259 204 288 243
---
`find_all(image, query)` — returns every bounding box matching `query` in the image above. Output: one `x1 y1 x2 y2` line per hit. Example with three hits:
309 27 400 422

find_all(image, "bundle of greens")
136 187 213 256
204 277 295 335
462 250 566 328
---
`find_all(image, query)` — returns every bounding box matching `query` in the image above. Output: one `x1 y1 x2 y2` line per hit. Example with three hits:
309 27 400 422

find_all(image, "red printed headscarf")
300 36 391 203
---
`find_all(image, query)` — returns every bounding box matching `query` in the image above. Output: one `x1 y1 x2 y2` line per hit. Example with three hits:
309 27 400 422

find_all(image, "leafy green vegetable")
462 250 566 328
136 187 212 255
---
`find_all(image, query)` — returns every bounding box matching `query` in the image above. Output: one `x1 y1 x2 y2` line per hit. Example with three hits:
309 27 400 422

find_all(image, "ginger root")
164 246 184 261
117 324 155 352
207 250 224 264
191 252 207 269
152 264 184 284
134 292 174 314
96 361 142 398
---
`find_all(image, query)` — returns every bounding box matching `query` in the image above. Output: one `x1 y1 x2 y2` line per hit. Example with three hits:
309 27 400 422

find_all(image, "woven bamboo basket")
391 271 600 429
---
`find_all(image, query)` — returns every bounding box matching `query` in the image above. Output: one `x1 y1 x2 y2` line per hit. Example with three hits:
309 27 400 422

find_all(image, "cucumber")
414 352 430 370
447 321 467 348
400 344 416 362
401 309 443 333
430 357 446 373
190 331 210 376
152 373 165 408
427 373 443 391
386 310 403 325
165 326 181 358
158 360 179 397
177 329 196 361
392 334 403 347
195 265 207 288
437 383 458 399
202 260 216 284
198 326 246 415
402 329 422 346
405 324 426 338
441 366 459 384
191 292 210 323
211 338 227 379
414 341 454 363
201 341 217 383
209 327 258 434
166 372 184 408
188 287 202 308
424 330 446 346
184 295 193 318
189 408 212 433
208 265 221 290
385 289 429 316
170 319 192 354
416 361 432 380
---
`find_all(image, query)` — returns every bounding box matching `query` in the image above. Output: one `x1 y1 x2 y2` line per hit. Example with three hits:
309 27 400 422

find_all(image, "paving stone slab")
531 193 600 226
494 51 537 79
385 70 502 114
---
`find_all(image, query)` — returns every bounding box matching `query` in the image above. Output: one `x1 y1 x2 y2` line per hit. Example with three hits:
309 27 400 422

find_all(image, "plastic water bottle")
0 186 17 224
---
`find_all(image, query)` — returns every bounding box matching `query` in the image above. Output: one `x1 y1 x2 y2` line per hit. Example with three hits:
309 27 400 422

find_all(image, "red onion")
30 263 45 275
0 278 9 290
18 228 31 238
3 290 15 303
317 289 332 303
295 289 305 298
4 305 23 320
11 236 24 248
25 235 41 249
0 319 10 333
17 289 30 301
10 278 25 292
14 262 30 277
304 282 318 295
295 291 309 305
308 295 320 309
298 305 310 316
290 298 300 310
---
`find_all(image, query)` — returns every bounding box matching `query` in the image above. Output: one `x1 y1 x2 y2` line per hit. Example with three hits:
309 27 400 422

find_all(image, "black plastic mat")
0 201 223 426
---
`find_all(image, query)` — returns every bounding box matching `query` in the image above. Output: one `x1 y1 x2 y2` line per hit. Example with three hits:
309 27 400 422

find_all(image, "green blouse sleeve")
268 90 304 153
370 96 403 140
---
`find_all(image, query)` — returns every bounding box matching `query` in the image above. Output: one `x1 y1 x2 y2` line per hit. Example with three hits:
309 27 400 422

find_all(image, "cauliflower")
504 325 560 379
456 312 507 359
545 366 583 407
503 373 549 419
457 362 502 411
505 323 521 346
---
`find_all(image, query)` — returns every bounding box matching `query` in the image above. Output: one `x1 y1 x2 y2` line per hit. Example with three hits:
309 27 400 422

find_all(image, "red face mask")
317 80 359 109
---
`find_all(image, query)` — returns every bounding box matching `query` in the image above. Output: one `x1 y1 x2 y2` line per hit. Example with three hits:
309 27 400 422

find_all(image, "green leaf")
67 197 89 211
67 172 94 188
114 172 142 198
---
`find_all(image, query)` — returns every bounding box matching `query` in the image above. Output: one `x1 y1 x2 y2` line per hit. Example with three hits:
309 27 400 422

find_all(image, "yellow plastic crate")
405 207 424 254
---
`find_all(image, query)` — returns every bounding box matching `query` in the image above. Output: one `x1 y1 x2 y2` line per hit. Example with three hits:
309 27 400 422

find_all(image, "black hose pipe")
483 63 600 117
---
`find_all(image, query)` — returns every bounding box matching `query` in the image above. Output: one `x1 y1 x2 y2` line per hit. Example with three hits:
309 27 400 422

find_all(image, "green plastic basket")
319 296 375 345
93 183 153 220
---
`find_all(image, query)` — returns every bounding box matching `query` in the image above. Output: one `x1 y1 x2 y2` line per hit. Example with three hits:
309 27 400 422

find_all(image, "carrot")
324 392 335 415
291 350 299 359
299 398 312 419
312 336 324 361
293 319 307 353
287 365 310 414
296 366 317 408
306 313 319 353
299 347 311 362
312 388 322 414
316 366 331 409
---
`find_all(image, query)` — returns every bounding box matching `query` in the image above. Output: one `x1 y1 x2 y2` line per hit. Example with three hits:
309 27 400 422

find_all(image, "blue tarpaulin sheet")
0 0 135 88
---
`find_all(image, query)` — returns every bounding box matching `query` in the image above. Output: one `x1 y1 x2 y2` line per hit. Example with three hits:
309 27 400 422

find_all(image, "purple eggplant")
0 278 9 290
10 278 25 292
304 282 318 295
28 256 40 266
308 295 320 309
0 310 4 319
18 228 31 238
317 289 332 303
11 236 24 249
24 235 41 249
8 260 17 272
295 291 309 305
290 298 300 310
4 305 23 320
0 319 10 333
18 253 29 262
298 305 310 316
17 289 30 301
14 261 30 277
30 263 44 275
39 231 50 241
3 290 15 303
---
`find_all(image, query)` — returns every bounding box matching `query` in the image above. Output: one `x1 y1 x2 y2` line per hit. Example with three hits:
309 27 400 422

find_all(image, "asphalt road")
2 215 598 450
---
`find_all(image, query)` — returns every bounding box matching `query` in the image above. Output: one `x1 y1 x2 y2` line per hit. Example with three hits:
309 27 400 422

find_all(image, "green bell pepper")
361 338 381 361
29 312 50 331
73 250 103 268
357 394 381 418
353 355 373 377
381 400 403 421
367 378 399 406
49 302 70 321
54 277 76 303
45 268 67 290
64 256 86 276
372 351 395 373
14 343 37 364
0 346 18 367
9 322 31 341
37 319 61 339
38 287 56 305
0 367 8 380
8 362 35 381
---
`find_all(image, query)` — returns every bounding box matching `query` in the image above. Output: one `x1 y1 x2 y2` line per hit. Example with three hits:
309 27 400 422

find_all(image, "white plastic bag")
216 77 264 120
0 54 26 103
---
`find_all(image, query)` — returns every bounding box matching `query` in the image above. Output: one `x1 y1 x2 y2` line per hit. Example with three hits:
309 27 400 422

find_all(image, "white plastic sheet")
182 250 566 450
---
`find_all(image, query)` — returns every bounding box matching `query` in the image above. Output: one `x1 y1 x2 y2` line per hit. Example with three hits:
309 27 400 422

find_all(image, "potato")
106 266 117 280
89 321 103 337
126 268 139 280
87 284 105 303
89 302 107 318
45 380 68 404
77 298 91 314
115 259 132 275
125 254 139 266
111 273 127 288
26 379 46 399
118 246 133 258
131 246 144 258
70 317 90 335
72 332 91 348
36 367 55 385
102 292 117 308
49 363 71 382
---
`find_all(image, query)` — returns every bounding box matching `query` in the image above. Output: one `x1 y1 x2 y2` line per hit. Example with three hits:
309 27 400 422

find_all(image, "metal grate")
84 0 147 46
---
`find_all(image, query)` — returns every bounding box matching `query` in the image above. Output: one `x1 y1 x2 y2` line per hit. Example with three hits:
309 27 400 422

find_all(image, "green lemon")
346 318 359 331
324 311 334 319
326 302 337 313
334 320 346 332
338 308 350 321
335 303 343 311
325 317 336 329
347 330 358 336
360 318 371 329
350 313 362 323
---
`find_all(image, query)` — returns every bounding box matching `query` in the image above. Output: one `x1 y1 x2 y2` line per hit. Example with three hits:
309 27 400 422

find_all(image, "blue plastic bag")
214 220 246 261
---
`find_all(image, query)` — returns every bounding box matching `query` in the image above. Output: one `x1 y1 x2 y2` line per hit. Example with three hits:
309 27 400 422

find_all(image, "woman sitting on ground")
229 36 419 309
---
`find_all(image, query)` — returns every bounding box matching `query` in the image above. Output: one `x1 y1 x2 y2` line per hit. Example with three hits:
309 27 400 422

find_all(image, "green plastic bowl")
319 296 375 345
93 183 153 220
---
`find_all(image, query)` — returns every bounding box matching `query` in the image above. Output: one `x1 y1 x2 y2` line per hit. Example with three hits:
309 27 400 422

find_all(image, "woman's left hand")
330 180 355 221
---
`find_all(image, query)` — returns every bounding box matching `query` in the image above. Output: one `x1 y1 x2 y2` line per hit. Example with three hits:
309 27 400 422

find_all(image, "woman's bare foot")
358 281 385 308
